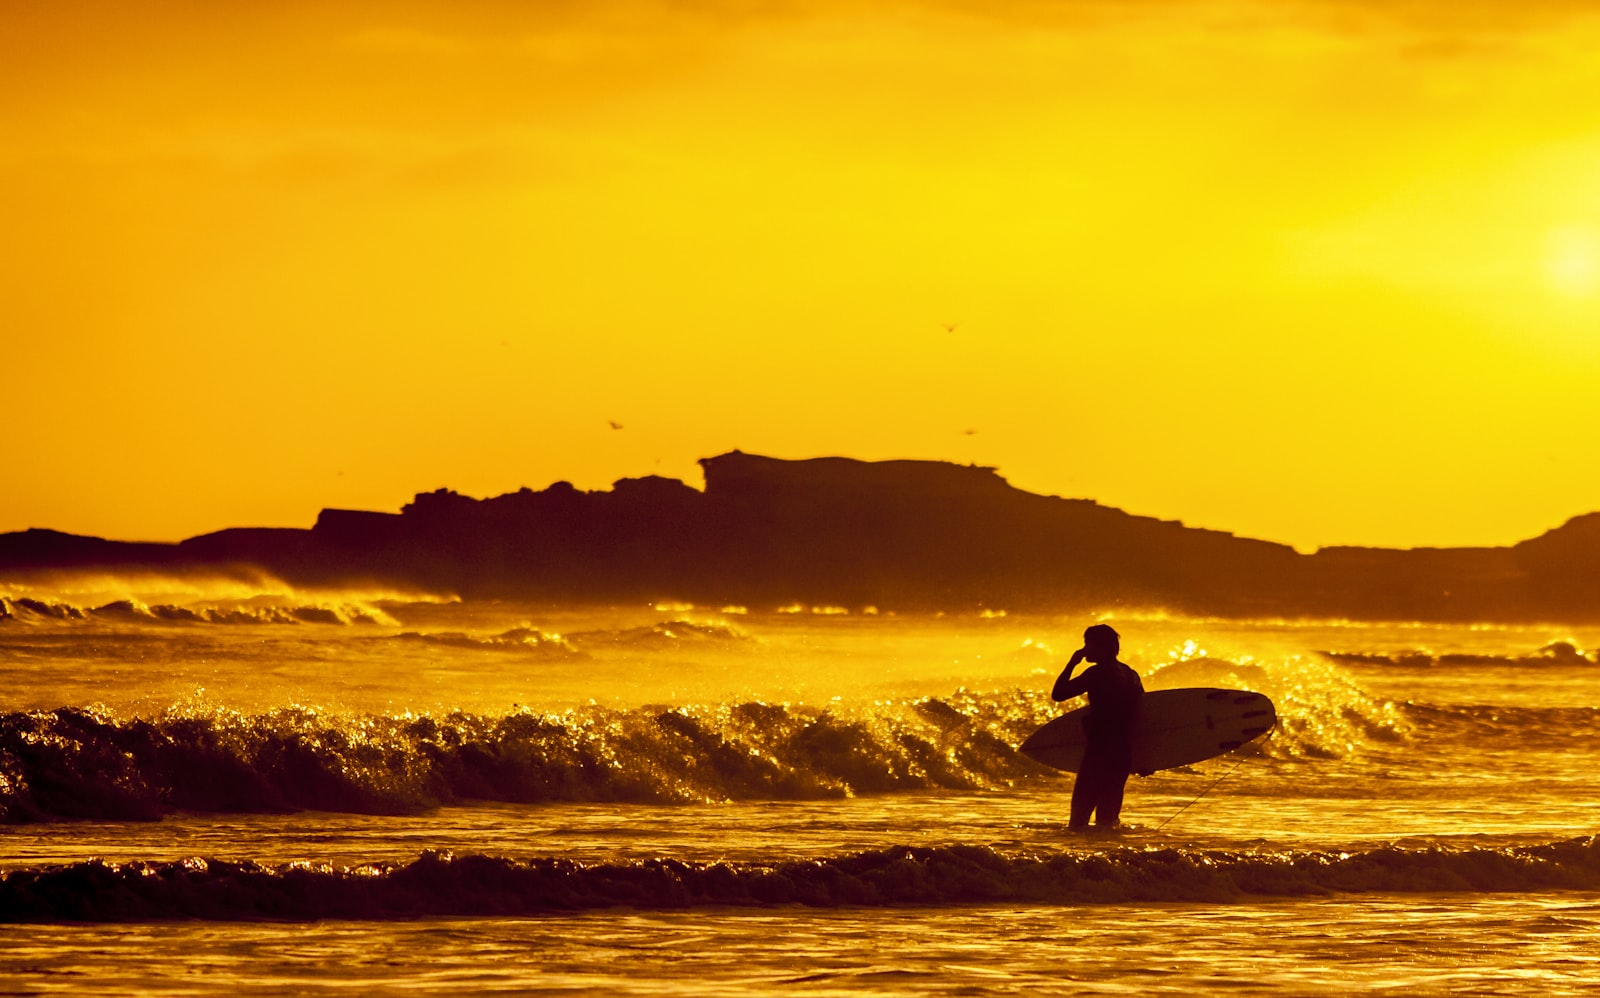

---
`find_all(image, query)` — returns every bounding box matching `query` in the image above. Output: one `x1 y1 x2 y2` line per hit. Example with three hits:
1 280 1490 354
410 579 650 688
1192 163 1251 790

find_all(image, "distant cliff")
2 451 1597 621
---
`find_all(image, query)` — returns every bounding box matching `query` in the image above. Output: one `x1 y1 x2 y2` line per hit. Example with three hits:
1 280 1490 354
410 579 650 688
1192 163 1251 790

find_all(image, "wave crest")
0 697 1049 823
567 619 751 647
384 627 583 657
5 837 1600 921
0 595 397 627
0 673 1402 824
1316 641 1598 667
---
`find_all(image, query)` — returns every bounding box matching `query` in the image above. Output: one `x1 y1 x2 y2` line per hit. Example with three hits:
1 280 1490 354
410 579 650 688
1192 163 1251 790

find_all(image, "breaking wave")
0 596 396 627
1404 703 1600 749
366 618 745 656
1142 653 1407 760
0 595 749 656
566 620 751 647
1316 641 1597 667
6 837 1600 922
0 697 1044 822
0 670 1398 823
382 627 585 657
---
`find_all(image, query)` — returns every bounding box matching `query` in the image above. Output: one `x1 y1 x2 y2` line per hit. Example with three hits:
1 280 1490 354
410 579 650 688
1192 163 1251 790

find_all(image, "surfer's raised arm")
1052 647 1089 701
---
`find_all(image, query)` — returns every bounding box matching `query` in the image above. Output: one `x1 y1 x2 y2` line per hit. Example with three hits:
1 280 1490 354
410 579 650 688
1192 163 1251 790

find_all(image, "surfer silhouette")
1051 624 1144 829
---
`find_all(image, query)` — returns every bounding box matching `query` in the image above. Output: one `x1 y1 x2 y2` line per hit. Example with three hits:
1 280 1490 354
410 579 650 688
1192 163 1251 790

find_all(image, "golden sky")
4 0 1599 551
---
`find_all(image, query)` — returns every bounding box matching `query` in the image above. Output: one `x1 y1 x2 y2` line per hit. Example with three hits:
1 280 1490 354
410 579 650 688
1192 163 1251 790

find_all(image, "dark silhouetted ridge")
2 452 1597 621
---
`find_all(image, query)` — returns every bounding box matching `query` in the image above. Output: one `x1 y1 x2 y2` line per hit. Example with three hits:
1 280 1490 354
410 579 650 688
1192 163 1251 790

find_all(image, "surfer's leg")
1073 747 1115 828
1093 745 1133 828
1069 771 1096 828
1095 768 1129 827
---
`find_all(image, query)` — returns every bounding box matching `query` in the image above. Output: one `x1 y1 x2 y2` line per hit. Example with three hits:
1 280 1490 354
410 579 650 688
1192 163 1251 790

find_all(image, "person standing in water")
1052 624 1144 829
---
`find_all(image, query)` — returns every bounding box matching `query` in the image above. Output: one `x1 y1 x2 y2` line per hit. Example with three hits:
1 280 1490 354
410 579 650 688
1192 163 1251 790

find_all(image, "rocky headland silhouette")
3 451 1597 622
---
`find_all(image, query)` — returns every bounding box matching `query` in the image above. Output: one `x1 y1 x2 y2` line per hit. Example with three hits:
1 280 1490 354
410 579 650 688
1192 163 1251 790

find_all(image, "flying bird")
942 323 960 333
608 421 624 430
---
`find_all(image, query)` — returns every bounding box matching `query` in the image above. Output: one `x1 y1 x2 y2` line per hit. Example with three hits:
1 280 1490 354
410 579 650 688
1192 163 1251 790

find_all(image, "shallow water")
2 593 1598 992
6 897 1600 996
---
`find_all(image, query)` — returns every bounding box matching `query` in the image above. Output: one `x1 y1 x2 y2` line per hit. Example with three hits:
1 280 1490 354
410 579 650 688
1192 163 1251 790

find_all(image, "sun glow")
3 1 1600 551
1546 225 1600 299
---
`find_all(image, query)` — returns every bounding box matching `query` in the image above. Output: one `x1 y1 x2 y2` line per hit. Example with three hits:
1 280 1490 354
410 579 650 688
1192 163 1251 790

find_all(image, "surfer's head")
1081 624 1120 663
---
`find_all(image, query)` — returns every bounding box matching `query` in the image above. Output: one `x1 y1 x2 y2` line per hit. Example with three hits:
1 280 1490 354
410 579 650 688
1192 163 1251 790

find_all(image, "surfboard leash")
1150 723 1276 833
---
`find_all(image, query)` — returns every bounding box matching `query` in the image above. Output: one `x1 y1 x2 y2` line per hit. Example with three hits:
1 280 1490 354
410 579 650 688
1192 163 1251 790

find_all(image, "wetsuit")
1056 660 1144 828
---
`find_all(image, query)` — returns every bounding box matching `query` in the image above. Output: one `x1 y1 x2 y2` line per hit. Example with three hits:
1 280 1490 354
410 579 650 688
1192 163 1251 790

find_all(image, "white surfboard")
1020 687 1276 774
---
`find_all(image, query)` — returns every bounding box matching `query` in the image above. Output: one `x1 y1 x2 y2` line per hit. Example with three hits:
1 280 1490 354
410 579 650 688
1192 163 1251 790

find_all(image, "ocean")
2 589 1599 995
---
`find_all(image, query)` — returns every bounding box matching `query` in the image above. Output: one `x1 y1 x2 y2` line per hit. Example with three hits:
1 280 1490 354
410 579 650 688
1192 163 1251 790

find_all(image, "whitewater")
3 591 1600 995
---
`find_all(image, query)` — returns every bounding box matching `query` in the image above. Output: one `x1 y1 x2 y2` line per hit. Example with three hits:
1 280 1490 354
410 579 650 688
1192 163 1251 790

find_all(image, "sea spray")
1143 648 1409 759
